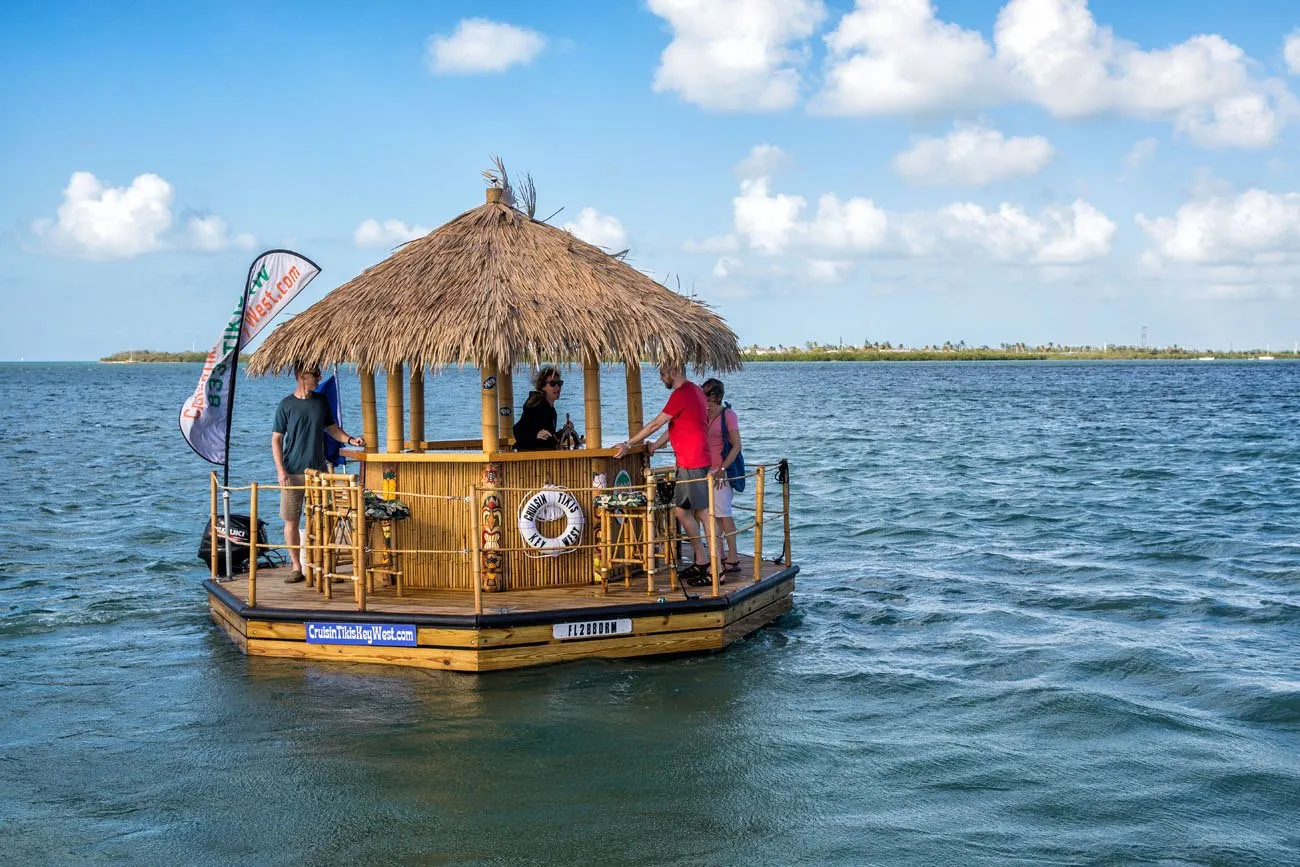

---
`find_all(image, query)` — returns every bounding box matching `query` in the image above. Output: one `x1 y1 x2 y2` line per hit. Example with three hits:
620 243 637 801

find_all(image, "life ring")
517 485 585 556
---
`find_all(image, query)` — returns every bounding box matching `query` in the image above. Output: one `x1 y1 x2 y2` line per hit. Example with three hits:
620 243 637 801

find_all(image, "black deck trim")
204 564 798 629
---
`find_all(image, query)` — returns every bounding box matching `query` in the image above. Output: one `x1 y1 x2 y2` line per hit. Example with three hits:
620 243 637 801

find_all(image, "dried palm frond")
517 172 537 219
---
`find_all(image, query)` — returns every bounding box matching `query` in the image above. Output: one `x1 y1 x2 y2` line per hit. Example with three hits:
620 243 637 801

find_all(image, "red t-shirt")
663 381 710 469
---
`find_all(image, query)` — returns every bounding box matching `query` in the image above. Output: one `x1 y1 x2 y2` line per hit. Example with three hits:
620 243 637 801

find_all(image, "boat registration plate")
553 618 633 640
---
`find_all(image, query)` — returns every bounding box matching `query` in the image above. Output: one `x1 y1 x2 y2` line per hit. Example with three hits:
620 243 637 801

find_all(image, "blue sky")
4 0 1300 360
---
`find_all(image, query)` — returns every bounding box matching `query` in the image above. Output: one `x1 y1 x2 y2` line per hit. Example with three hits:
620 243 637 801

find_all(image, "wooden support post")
625 363 643 438
354 479 367 612
644 469 656 595
470 484 484 615
248 482 258 607
753 465 766 584
480 361 498 453
707 473 720 597
360 368 378 454
408 367 425 453
497 363 513 449
386 363 404 454
583 354 602 448
209 472 218 582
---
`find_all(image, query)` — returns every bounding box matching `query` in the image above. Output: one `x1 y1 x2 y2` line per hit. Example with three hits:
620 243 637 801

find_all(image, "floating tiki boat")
203 178 796 672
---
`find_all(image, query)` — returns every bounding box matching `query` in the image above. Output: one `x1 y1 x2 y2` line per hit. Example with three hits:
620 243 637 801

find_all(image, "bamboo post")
644 469 656 595
625 362 643 438
470 486 483 615
318 478 330 600
360 368 378 454
386 363 404 454
782 464 792 566
248 481 258 607
209 472 218 582
600 508 612 596
497 363 513 448
480 361 498 453
583 353 602 448
409 367 425 453
753 465 766 584
707 473 720 597
354 479 367 612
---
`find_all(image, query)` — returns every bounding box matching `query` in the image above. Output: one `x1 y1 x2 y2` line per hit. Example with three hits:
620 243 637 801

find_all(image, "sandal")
722 561 742 574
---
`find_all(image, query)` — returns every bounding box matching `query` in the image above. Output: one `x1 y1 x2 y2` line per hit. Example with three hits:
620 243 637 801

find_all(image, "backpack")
719 403 746 492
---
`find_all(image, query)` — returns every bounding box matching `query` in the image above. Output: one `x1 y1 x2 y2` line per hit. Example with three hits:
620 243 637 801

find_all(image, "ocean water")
0 360 1297 866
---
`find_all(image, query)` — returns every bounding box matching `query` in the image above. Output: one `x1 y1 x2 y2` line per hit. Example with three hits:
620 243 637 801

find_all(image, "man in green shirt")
272 364 364 583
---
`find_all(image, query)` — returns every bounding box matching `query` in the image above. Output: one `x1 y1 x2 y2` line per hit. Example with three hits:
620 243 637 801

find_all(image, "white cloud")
997 0 1293 147
713 256 743 277
32 171 173 259
806 259 853 282
426 18 545 74
710 148 1110 265
353 219 431 248
1124 137 1158 169
684 234 740 253
1174 87 1291 149
733 177 806 253
736 143 791 180
648 0 826 111
563 207 628 249
1285 30 1300 75
894 124 1053 186
187 215 255 252
815 0 1001 115
1137 188 1300 264
806 0 1298 148
901 199 1115 264
805 193 889 249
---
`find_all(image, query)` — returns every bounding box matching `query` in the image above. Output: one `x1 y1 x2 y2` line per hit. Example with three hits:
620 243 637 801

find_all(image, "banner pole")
222 486 233 581
221 256 259 488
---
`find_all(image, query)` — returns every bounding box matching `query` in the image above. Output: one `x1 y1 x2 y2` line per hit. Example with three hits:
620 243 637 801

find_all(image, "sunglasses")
704 389 721 398
545 378 564 387
304 370 322 378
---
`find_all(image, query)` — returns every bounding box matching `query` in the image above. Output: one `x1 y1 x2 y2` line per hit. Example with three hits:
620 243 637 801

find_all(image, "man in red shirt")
614 365 711 577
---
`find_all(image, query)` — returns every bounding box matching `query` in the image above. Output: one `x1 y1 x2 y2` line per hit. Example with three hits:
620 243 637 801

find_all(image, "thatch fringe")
249 195 741 376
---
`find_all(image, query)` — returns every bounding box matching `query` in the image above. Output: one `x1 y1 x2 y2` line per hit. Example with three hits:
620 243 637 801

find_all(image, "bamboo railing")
207 459 792 614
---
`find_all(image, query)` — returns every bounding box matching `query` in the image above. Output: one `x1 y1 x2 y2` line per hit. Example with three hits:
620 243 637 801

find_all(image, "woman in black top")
513 366 563 450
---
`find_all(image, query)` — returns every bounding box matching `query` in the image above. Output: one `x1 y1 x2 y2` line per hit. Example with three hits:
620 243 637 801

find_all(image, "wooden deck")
205 554 797 672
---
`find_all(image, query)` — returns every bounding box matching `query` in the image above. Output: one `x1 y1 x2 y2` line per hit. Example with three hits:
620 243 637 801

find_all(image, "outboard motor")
198 514 268 574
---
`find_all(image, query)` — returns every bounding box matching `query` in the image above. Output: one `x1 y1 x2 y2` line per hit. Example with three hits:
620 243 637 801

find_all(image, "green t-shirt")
273 392 333 474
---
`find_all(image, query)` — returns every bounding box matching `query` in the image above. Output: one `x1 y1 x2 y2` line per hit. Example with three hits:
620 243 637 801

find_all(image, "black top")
513 392 558 450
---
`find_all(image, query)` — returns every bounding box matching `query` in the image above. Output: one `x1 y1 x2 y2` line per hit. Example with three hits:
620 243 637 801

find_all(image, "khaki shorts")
280 474 306 522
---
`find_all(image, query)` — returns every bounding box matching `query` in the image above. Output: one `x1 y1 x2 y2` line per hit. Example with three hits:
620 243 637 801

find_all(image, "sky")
4 0 1300 360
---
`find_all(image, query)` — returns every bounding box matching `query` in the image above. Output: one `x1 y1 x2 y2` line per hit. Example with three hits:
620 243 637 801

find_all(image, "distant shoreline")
100 350 209 363
742 348 1292 362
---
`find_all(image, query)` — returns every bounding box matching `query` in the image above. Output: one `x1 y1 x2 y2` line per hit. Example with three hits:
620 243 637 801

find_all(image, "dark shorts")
673 466 710 511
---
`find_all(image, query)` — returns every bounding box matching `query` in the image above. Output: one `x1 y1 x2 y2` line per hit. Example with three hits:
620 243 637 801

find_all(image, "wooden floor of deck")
214 553 788 616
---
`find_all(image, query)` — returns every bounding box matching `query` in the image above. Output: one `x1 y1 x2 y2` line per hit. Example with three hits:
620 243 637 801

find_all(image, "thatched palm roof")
248 191 741 376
